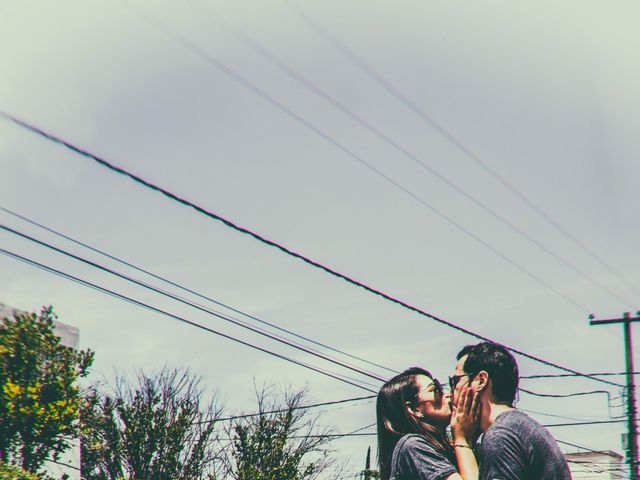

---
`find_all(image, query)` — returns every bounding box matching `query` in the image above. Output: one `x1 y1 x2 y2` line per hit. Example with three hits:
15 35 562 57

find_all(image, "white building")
0 302 81 480
565 451 627 480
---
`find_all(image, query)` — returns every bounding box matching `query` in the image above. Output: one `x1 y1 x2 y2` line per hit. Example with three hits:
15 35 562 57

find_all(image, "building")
0 302 79 349
0 302 81 480
566 451 627 479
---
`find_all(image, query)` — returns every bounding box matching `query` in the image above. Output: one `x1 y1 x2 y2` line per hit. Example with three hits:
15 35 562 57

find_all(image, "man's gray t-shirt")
390 434 457 480
478 410 572 480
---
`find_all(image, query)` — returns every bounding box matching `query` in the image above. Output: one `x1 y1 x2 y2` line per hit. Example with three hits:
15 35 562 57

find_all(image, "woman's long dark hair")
376 367 454 480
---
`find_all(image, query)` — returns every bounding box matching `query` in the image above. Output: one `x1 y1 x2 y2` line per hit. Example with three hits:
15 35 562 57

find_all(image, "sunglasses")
414 377 444 402
448 372 477 391
431 378 444 396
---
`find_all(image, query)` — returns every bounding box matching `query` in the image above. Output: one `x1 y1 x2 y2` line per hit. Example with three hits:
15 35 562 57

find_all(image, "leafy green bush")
0 463 41 480
0 306 93 471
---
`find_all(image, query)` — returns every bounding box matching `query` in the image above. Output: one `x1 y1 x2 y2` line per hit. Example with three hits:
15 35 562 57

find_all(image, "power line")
300 423 376 440
520 387 622 419
6 217 627 423
286 0 640 303
121 7 598 315
5 231 625 468
212 390 624 428
540 438 623 478
522 372 640 379
0 112 622 388
0 248 377 393
520 388 616 399
571 473 627 480
301 432 374 439
566 455 629 480
290 419 626 438
1 224 385 386
1 206 397 376
557 436 624 457
544 420 626 428
213 394 375 423
4 224 377 425
216 422 378 450
191 1 635 310
522 407 621 423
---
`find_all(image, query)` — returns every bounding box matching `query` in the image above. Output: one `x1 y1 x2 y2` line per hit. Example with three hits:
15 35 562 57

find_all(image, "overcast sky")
2 1 640 476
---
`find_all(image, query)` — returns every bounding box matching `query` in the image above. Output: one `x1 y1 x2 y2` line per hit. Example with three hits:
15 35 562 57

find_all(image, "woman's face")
411 374 452 428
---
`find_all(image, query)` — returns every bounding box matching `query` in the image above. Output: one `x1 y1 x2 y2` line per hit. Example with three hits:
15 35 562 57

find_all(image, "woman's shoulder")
392 434 457 479
395 434 441 454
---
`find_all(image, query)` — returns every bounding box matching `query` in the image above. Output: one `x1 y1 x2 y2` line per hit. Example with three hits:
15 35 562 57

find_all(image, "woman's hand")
450 386 481 445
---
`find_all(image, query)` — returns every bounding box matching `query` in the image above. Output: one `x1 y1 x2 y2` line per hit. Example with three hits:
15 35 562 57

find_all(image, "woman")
377 367 480 480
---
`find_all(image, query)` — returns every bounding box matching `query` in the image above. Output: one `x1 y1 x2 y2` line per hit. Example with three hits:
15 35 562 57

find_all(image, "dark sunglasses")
434 378 444 396
427 378 444 396
414 377 444 403
448 372 477 391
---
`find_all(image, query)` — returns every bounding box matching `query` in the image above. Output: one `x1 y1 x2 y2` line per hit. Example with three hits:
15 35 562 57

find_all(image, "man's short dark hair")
457 342 519 405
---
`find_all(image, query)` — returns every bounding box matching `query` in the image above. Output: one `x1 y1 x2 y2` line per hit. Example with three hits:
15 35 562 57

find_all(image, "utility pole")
590 311 640 480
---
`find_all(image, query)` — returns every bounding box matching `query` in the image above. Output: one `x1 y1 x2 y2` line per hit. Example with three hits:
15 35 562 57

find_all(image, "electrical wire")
522 372 640 379
298 422 376 440
150 5 640 358
286 0 640 302
119 7 601 316
207 394 375 423
522 407 623 423
542 436 628 480
556 436 629 479
0 229 383 393
1 206 397 376
520 387 622 419
210 388 627 428
190 0 635 310
312 399 375 417
0 111 622 389
0 248 377 393
5 230 620 470
543 420 625 428
1 224 386 386
5 211 628 434
520 388 615 399
233 419 629 440
2 12 632 473
1 218 632 469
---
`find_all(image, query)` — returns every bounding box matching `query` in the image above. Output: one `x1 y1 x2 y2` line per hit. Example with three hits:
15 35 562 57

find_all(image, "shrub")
0 463 41 480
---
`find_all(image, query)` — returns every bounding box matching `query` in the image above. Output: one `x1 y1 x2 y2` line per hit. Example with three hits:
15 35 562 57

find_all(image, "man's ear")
476 370 490 393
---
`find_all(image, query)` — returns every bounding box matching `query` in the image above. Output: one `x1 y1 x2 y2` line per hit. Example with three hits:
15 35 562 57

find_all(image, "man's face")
450 354 476 404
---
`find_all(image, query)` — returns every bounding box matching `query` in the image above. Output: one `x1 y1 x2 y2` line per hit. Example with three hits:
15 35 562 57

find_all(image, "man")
451 342 572 479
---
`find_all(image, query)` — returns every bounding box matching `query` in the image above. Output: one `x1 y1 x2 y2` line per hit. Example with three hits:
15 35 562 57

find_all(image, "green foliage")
0 306 93 473
359 469 380 480
80 368 222 480
0 462 42 480
359 447 380 479
225 385 338 480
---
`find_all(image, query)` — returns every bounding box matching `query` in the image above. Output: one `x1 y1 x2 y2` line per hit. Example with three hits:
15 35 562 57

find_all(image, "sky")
2 0 640 477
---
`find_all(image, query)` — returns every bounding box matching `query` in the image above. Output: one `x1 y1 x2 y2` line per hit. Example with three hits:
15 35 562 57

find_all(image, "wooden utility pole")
590 311 640 480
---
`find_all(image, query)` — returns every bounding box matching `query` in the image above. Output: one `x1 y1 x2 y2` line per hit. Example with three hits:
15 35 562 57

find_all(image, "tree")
0 462 42 480
80 367 222 480
358 447 379 479
222 384 340 480
0 306 93 473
